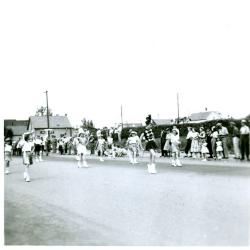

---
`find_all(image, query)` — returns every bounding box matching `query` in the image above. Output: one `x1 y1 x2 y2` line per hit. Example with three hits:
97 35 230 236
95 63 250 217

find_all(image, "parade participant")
34 135 43 162
58 138 64 155
126 131 141 164
160 129 167 157
4 138 12 175
96 135 106 162
140 115 158 174
240 120 250 161
170 129 182 167
41 137 45 156
211 126 218 159
76 130 89 168
21 131 35 182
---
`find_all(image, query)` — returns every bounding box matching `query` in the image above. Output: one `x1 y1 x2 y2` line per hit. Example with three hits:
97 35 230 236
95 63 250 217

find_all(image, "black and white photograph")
1 0 250 247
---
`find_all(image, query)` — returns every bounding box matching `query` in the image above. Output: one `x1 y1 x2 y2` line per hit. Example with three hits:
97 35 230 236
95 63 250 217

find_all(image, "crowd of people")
160 119 250 162
4 116 250 181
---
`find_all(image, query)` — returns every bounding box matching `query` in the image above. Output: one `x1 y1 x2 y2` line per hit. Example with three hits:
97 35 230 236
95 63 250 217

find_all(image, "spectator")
211 126 218 159
160 129 167 157
230 122 241 159
163 128 172 157
240 120 249 161
217 123 229 159
216 137 223 160
190 128 200 159
184 127 193 157
206 128 213 158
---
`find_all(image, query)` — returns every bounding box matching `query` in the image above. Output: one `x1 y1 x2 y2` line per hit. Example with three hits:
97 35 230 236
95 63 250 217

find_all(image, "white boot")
150 163 157 174
171 159 176 167
39 156 43 162
77 161 82 168
5 168 10 175
176 159 182 167
100 157 104 162
83 161 88 167
35 157 39 162
147 164 152 173
25 173 31 182
23 172 27 180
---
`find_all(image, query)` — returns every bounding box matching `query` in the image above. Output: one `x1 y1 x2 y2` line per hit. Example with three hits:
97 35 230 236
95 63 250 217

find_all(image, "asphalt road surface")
4 155 250 246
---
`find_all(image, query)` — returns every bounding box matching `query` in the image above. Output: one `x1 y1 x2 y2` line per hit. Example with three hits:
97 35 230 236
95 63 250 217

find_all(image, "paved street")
4 154 250 246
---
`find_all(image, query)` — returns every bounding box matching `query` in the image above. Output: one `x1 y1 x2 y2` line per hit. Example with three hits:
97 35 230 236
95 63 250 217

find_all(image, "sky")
1 0 250 128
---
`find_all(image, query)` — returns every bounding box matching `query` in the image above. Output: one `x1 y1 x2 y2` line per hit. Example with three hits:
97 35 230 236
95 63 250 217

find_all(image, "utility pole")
121 105 123 129
45 90 50 138
177 92 180 124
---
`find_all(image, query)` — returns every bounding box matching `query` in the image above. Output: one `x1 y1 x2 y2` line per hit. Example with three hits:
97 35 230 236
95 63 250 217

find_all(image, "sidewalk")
49 152 250 168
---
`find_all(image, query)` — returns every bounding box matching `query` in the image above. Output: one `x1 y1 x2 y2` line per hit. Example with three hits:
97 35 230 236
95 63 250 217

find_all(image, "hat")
131 131 137 135
216 123 222 127
241 119 246 123
5 137 11 142
172 128 178 133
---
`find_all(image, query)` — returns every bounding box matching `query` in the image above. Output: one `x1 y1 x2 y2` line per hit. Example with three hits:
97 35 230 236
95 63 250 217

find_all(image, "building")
4 119 29 141
189 111 223 123
122 123 143 128
27 115 73 138
153 119 174 126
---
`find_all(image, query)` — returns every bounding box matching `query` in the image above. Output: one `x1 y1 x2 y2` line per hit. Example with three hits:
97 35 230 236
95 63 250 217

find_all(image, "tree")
36 106 53 116
81 118 95 130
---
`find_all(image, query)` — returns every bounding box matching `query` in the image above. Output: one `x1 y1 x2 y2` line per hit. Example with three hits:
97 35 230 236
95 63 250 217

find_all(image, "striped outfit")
144 128 157 151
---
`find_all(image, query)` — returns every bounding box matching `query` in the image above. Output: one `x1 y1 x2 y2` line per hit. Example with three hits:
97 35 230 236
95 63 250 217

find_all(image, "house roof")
4 119 29 127
6 125 28 136
28 116 72 129
189 111 221 121
154 119 173 125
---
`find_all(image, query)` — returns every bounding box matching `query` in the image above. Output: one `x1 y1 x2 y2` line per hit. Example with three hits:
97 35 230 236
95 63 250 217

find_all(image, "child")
140 115 157 174
4 138 12 175
199 127 209 161
170 129 182 167
126 131 141 164
21 132 35 182
216 138 223 160
96 135 106 162
76 131 89 168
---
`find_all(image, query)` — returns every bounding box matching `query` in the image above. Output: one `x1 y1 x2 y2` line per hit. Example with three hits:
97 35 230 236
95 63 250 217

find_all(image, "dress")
201 142 209 154
216 141 223 152
77 137 87 155
164 133 172 151
191 132 200 153
170 134 180 153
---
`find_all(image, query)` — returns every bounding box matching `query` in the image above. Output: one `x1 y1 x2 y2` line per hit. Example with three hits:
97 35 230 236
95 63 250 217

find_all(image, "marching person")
140 115 158 174
21 131 35 182
163 128 172 157
96 134 106 162
240 119 250 161
170 128 182 167
4 138 12 175
126 131 141 164
76 130 89 168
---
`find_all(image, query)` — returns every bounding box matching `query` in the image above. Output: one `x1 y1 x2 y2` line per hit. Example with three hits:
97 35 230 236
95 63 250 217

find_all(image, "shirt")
22 141 34 152
240 125 250 135
218 127 229 136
